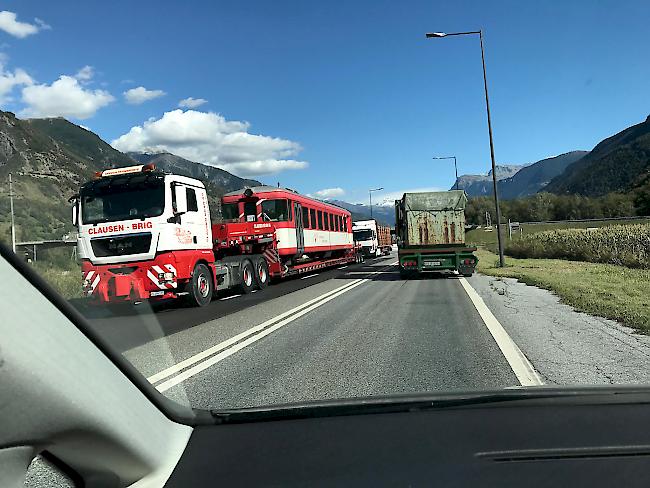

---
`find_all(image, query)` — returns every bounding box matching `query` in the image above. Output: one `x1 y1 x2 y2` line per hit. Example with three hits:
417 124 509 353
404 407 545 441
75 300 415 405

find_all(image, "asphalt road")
78 254 397 352
76 250 523 411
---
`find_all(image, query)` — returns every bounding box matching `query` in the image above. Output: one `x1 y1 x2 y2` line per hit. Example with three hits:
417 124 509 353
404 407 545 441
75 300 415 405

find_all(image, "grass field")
476 249 650 333
467 217 650 253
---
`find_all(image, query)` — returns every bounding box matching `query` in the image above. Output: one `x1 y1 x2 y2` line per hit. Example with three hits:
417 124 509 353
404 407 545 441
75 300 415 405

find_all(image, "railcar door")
293 202 305 256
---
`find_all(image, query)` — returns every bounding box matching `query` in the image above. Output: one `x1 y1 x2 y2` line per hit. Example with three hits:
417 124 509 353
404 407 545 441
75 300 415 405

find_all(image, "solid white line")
300 274 319 280
458 277 544 386
148 279 364 384
219 294 241 301
338 266 348 269
155 279 369 392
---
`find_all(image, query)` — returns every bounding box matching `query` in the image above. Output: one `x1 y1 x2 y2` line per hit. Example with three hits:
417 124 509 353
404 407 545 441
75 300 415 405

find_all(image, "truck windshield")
353 229 374 241
81 179 165 225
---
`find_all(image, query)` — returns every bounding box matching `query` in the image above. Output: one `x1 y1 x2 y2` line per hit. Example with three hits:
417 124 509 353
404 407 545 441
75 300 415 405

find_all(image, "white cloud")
123 86 166 105
20 74 114 119
0 59 33 104
178 97 207 109
74 65 94 82
0 11 47 38
111 109 308 177
312 187 345 199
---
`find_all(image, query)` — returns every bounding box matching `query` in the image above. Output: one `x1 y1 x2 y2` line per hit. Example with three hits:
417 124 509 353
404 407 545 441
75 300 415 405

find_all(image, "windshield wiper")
209 387 650 425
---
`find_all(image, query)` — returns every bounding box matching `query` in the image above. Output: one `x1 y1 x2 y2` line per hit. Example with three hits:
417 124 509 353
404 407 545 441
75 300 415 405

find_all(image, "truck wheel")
254 257 270 289
240 259 256 293
186 263 213 307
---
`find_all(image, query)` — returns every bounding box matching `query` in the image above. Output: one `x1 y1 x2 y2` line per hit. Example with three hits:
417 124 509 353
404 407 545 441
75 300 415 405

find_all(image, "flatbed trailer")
73 166 361 307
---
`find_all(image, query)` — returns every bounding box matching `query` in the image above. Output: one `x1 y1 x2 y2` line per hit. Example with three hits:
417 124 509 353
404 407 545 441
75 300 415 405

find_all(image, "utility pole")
9 172 16 252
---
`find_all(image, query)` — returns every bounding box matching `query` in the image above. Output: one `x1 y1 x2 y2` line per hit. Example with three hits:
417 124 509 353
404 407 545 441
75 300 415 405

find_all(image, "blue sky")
1 0 649 204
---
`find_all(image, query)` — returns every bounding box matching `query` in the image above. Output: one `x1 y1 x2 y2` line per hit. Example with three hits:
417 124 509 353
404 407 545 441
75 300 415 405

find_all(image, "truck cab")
72 164 214 303
352 220 381 258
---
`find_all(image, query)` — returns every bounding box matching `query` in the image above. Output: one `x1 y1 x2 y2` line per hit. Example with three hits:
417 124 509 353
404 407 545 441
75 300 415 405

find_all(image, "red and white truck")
71 164 359 307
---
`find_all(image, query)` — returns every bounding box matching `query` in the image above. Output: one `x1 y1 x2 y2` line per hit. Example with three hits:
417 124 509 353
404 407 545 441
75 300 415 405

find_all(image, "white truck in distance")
352 219 392 258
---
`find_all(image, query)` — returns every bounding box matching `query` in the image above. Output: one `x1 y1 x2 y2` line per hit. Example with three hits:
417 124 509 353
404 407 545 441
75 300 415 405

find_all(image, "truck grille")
91 233 152 257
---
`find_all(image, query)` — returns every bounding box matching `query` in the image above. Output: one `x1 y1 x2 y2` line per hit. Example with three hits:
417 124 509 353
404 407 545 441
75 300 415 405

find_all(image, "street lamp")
425 29 505 267
368 187 383 218
432 156 458 190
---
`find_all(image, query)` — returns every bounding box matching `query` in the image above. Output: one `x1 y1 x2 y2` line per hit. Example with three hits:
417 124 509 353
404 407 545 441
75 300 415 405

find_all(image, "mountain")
544 116 650 196
328 200 394 227
128 152 261 193
128 152 262 217
0 112 262 243
497 151 588 199
0 113 125 242
454 165 526 197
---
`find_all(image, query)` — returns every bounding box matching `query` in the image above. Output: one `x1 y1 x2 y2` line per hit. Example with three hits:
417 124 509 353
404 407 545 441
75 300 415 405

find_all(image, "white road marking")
345 271 398 275
300 274 319 280
148 279 365 385
219 294 241 301
338 266 348 269
251 290 258 293
154 279 369 392
458 277 544 386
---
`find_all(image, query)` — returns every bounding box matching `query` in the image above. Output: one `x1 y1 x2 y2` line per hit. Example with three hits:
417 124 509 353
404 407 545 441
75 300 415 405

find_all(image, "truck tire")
186 263 213 307
240 259 256 294
254 257 270 289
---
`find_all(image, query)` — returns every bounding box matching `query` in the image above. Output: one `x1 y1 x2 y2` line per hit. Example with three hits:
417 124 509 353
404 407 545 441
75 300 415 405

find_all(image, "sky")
1 0 649 205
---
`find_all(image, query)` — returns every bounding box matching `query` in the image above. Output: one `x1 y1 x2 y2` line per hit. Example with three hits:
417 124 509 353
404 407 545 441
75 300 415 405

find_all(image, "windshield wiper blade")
209 387 650 425
209 390 552 424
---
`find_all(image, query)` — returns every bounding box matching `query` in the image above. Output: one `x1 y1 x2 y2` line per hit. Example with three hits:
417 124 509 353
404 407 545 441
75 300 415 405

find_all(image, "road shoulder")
468 273 650 385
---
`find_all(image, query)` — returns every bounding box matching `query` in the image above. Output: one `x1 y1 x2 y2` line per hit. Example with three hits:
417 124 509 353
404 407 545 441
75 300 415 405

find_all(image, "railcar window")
261 199 289 222
317 210 323 229
302 206 310 228
310 208 316 229
324 212 329 230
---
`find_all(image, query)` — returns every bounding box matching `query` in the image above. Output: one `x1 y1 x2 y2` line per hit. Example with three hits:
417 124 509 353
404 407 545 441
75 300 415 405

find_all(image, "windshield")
81 179 165 224
260 199 289 221
220 203 239 221
353 229 374 241
4 1 650 426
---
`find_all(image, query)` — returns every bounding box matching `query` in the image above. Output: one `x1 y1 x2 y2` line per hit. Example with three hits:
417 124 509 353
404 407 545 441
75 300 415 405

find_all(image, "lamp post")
432 156 458 190
368 187 383 218
8 173 15 252
425 29 505 267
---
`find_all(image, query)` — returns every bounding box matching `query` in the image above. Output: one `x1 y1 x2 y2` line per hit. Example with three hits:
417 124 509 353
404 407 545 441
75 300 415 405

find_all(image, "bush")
505 224 650 268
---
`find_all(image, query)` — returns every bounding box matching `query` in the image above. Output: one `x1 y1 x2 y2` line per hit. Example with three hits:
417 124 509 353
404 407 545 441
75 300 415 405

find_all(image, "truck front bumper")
81 257 179 304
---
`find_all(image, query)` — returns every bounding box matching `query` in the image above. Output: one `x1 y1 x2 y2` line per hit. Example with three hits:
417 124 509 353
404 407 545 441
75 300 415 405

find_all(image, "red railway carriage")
218 186 354 261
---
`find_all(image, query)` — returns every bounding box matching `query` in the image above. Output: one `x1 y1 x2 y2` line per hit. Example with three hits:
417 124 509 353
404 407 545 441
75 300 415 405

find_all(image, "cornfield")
505 223 650 268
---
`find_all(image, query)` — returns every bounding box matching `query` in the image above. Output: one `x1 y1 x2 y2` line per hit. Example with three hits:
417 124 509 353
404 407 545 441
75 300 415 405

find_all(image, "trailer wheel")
254 257 269 289
240 259 256 293
186 263 213 307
